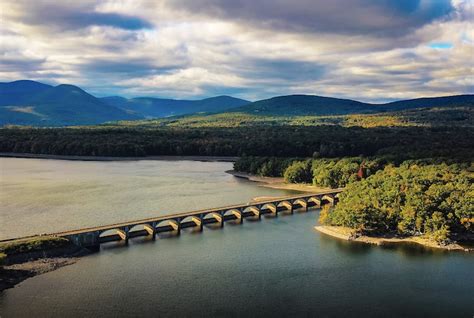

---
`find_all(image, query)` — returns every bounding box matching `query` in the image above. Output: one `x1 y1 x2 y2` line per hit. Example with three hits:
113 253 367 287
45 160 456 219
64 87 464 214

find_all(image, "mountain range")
0 80 473 126
0 80 249 126
101 95 249 118
230 94 474 116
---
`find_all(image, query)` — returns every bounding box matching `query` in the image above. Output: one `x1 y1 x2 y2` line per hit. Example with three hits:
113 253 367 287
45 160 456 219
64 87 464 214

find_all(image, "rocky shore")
315 225 473 252
0 237 91 291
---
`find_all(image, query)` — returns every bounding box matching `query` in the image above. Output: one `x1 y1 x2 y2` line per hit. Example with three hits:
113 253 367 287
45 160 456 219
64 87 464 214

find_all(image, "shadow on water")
318 234 373 255
318 232 470 261
378 241 456 260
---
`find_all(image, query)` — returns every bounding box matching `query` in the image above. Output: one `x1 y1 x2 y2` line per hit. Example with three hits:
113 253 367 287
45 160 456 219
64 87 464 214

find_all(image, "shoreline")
1 256 80 291
227 170 334 193
0 152 238 162
315 225 473 252
0 244 92 292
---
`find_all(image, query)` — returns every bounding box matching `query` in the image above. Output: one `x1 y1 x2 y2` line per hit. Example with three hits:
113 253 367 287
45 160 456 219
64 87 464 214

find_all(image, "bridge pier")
191 216 203 232
219 213 224 228
66 231 101 248
150 222 157 240
120 227 129 244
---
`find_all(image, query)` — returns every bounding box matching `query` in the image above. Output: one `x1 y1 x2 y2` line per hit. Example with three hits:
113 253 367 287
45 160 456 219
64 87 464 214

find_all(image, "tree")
284 160 313 183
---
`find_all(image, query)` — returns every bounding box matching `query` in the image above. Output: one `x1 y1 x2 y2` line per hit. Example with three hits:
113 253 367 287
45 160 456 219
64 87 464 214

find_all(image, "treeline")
234 156 472 188
236 156 473 242
1 125 473 159
321 163 473 243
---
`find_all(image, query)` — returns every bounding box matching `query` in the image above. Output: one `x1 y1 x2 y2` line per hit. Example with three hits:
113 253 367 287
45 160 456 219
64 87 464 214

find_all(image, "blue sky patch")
429 42 453 49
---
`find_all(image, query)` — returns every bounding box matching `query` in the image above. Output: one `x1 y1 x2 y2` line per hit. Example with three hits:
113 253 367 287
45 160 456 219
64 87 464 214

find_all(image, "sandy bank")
0 152 238 162
227 170 332 193
315 225 473 252
1 257 79 291
0 237 92 291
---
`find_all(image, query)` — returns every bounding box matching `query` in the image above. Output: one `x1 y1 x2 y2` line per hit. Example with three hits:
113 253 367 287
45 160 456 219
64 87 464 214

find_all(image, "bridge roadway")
51 189 343 247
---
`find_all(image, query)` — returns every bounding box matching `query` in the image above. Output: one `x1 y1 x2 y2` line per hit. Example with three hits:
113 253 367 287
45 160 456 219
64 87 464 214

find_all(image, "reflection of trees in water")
380 242 448 260
319 233 453 260
319 234 372 255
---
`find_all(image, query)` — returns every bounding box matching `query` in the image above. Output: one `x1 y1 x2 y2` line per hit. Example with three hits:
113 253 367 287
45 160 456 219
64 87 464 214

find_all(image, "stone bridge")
53 190 343 247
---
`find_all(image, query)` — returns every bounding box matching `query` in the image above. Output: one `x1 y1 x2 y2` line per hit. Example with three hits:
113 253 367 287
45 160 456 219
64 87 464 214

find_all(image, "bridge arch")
277 201 293 213
260 203 277 216
321 194 335 206
242 206 261 219
224 209 243 224
99 228 128 241
180 215 203 231
156 219 181 234
307 196 321 208
203 212 224 227
128 223 155 236
292 198 308 211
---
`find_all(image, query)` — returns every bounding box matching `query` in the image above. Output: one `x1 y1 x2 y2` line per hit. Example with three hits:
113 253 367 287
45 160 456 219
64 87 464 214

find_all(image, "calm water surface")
0 158 473 317
0 158 294 239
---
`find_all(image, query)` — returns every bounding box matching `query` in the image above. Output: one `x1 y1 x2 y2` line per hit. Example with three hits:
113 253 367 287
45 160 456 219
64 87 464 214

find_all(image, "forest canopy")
324 163 473 243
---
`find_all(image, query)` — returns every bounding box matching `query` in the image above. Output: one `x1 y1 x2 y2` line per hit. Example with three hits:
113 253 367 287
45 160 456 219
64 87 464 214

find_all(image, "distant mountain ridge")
0 80 140 126
0 80 472 126
0 80 249 126
228 94 474 116
101 95 250 118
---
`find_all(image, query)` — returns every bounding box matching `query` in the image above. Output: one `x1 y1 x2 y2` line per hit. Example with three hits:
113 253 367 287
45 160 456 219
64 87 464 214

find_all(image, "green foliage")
1 115 474 160
0 236 70 256
110 105 474 129
234 156 295 177
284 160 313 183
236 156 388 188
318 204 332 225
326 164 474 242
312 157 387 188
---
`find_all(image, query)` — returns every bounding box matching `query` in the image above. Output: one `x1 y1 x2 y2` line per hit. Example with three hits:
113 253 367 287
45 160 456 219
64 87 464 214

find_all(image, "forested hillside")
226 94 474 116
101 95 249 118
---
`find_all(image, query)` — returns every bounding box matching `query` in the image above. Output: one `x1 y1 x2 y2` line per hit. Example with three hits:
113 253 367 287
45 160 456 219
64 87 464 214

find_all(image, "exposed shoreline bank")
0 152 238 162
226 170 333 193
0 243 92 292
1 256 80 292
315 225 473 252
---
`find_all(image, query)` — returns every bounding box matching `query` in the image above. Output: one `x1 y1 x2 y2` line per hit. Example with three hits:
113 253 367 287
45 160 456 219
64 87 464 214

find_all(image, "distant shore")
315 225 473 252
0 152 238 162
226 170 333 193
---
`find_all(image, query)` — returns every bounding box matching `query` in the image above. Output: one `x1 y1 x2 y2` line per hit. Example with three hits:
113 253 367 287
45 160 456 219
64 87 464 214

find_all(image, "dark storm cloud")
167 0 453 37
19 2 152 30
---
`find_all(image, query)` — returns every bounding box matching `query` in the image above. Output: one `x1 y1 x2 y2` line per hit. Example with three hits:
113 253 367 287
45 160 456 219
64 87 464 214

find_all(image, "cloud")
0 0 472 101
166 0 454 37
4 1 152 31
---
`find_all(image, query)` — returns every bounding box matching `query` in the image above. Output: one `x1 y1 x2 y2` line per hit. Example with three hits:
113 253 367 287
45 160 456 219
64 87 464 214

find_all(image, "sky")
1 0 473 102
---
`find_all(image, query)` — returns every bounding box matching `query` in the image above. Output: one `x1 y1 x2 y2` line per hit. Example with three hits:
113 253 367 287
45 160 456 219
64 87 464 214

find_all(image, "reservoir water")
1 158 473 317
